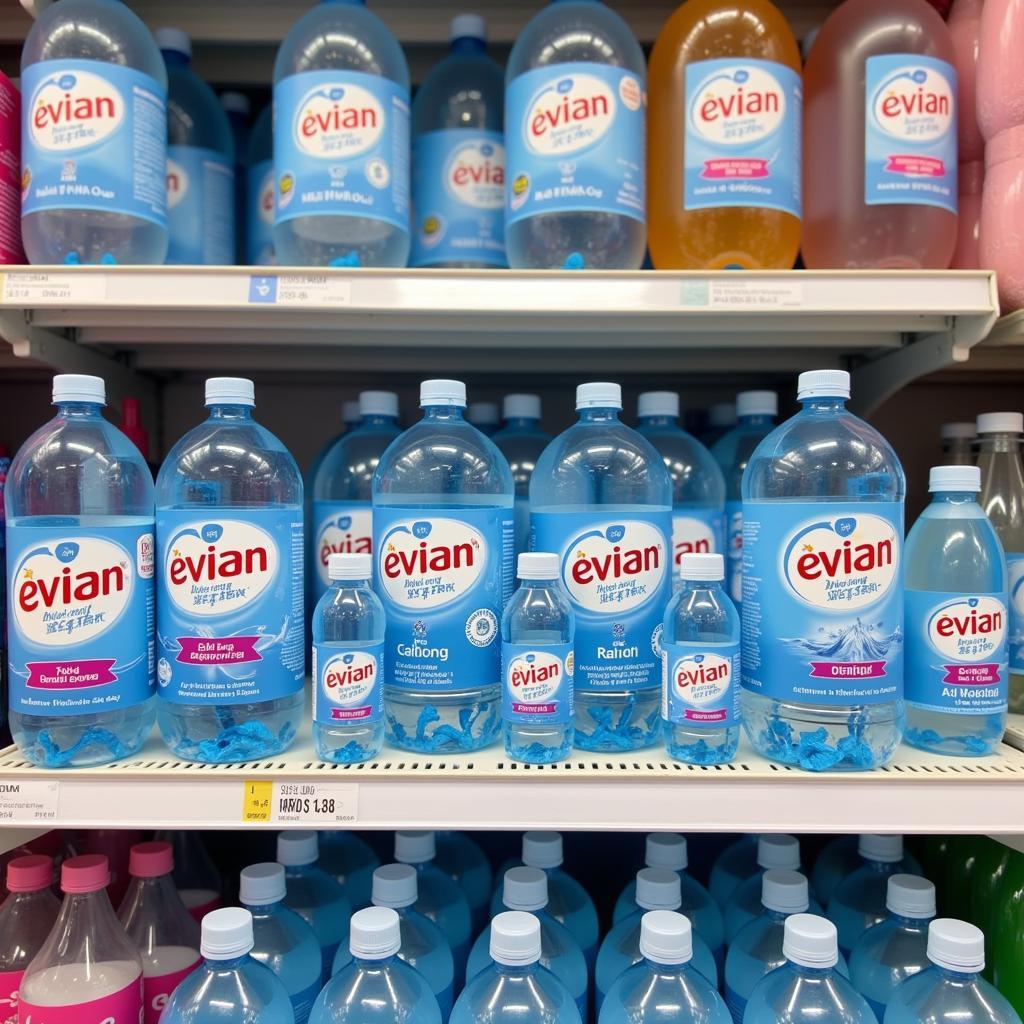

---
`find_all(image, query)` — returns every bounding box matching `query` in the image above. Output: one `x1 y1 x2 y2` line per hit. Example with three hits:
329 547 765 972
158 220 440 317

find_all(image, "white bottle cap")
941 422 976 440
858 834 903 864
220 90 250 116
201 907 254 960
52 374 105 405
977 412 1024 434
576 383 622 411
927 919 985 973
645 834 687 872
360 390 399 418
522 832 562 869
783 914 839 969
421 380 466 408
679 553 725 582
518 552 559 580
372 864 418 910
887 875 936 919
395 830 435 865
239 863 286 906
205 377 255 407
635 867 682 911
928 465 981 493
503 866 548 912
504 394 541 420
343 400 361 424
350 906 402 960
329 553 372 580
155 27 192 57
277 831 318 867
639 910 692 965
490 911 542 966
637 391 679 419
450 13 486 41
737 390 778 417
708 403 736 427
762 869 810 915
757 835 800 870
797 370 851 400
468 402 499 426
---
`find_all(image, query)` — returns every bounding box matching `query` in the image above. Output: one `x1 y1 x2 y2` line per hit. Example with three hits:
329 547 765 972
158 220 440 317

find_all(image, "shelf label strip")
0 779 60 823
1 272 108 305
680 278 804 310
247 275 352 307
242 780 359 825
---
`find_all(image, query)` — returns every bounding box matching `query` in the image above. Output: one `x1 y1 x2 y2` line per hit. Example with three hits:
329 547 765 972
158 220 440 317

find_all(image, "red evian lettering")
701 87 779 122
169 545 268 586
33 92 116 130
796 538 893 581
881 88 950 118
531 93 609 138
320 534 371 566
302 103 377 138
511 661 560 688
937 608 1003 638
572 544 660 586
383 540 474 579
676 661 730 690
326 662 376 689
19 564 125 613
452 161 504 186
675 538 710 561
166 169 180 193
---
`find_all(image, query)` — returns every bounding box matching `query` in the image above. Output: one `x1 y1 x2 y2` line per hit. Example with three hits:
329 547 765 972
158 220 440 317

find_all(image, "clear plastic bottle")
809 835 861 907
501 552 575 763
942 422 977 466
411 15 506 269
319 833 380 913
158 830 223 923
434 832 493 935
849 874 935 1019
504 0 646 270
703 404 737 449
240 862 323 1024
273 0 411 268
531 383 672 751
156 29 235 265
741 369 906 771
467 403 500 437
311 553 386 764
248 105 276 266
904 466 1009 755
20 0 169 265
118 841 202 1024
159 907 295 1024
5 374 156 768
220 90 250 266
709 835 759 912
156 378 304 763
374 380 513 753
277 832 352 979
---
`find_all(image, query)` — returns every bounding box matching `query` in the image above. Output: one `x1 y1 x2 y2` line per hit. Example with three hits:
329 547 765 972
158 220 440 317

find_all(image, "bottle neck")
789 962 835 979
492 960 539 976
931 490 979 507
504 416 540 430
359 414 398 429
799 396 847 414
936 965 980 982
330 577 373 590
978 432 1022 454
637 414 677 429
579 406 622 425
762 907 790 924
56 401 103 419
890 912 931 930
354 953 400 968
863 859 894 875
242 897 283 914
450 36 486 55
205 953 250 970
422 405 465 423
209 403 254 421
517 577 559 590
642 956 689 973
284 864 312 878
678 580 726 599
738 413 775 428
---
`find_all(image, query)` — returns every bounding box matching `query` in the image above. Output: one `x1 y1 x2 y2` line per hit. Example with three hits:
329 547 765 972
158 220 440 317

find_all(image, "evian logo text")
30 70 125 151
525 74 615 156
928 596 1006 661
322 651 378 707
445 139 505 209
294 82 384 158
673 516 716 565
316 508 372 587
872 66 953 141
689 65 785 145
166 157 188 209
379 518 485 609
507 650 568 705
563 522 666 613
671 651 732 706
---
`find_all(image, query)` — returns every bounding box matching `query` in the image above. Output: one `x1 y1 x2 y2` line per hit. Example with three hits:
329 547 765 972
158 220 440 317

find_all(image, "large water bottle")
156 29 235 265
273 0 410 267
156 378 304 763
374 380 513 754
531 383 672 751
742 369 906 771
6 374 156 768
20 0 168 265
411 15 506 268
0 855 60 1015
220 90 250 265
434 832 493 935
504 0 646 269
248 105 276 265
319 832 380 913
468 403 500 436
809 836 862 907
709 835 759 912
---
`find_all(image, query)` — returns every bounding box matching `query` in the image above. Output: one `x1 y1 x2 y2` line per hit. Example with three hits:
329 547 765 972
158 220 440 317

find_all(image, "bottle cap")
61 854 110 894
645 833 687 871
360 390 399 418
220 90 250 116
468 402 499 426
639 910 692 965
762 869 810 915
737 390 778 417
239 863 286 906
977 412 1024 434
201 907 254 960
155 27 192 57
928 465 981 493
757 834 800 870
522 831 562 869
941 422 976 440
637 391 679 419
420 380 466 408
6 854 53 893
887 875 936 919
518 552 559 580
351 906 402 959
576 383 622 411
927 919 985 972
679 553 725 582
205 377 255 407
783 914 839 968
797 370 851 401
372 863 418 909
635 867 682 911
503 866 548 912
129 841 173 879
858 834 903 864
395 830 435 865
277 831 318 867
490 911 542 966
450 13 486 41
329 553 372 580
53 374 105 405
504 394 541 420
343 400 361 424
708 403 736 427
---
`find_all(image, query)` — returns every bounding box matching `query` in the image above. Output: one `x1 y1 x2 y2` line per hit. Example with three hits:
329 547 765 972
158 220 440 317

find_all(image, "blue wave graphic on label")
166 144 234 264
312 641 384 726
662 640 739 727
310 500 373 606
502 642 574 725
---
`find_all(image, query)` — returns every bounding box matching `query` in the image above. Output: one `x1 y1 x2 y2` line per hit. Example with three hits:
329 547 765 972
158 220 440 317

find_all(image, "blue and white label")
905 590 1007 714
274 69 410 231
411 129 505 267
505 62 645 226
247 158 276 265
166 145 234 264
374 507 513 692
312 641 384 727
1005 554 1024 672
311 501 373 606
156 510 304 705
742 501 903 705
684 58 801 217
673 508 725 568
530 512 671 692
22 59 167 227
502 642 574 725
864 54 957 213
726 498 743 605
7 524 155 716
662 640 739 727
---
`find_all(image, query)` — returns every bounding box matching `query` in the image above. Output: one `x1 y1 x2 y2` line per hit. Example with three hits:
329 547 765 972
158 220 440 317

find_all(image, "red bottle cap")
7 854 53 892
129 841 173 879
61 854 110 894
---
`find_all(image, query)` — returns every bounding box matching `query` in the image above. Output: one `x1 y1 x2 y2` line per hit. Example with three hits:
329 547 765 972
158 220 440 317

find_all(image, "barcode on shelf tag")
272 782 359 824
0 272 108 304
0 780 60 823
247 274 352 307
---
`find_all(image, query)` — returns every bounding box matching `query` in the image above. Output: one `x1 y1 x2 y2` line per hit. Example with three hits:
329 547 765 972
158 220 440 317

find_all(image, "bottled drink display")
434 831 493 935
247 104 276 266
709 835 759 912
318 832 380 914
942 422 978 465
809 835 861 907
467 403 500 436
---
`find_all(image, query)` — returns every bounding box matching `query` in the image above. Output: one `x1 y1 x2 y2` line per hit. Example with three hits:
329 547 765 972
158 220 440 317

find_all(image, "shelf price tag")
241 781 359 825
0 272 108 304
247 274 352 307
679 278 804 310
0 780 60 823
242 780 273 823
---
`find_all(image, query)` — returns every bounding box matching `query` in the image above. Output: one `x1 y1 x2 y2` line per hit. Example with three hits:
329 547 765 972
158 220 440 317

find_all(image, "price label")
241 781 359 825
0 780 60 823
246 274 352 307
0 272 108 304
242 780 273 823
709 279 804 309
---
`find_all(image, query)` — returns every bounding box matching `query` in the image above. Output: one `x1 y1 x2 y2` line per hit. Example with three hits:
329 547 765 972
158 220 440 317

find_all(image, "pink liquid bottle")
803 0 959 268
949 0 984 268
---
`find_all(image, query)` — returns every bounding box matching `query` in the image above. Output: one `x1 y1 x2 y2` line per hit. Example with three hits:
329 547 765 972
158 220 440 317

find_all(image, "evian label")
246 159 276 264
166 157 188 210
662 641 739 727
672 509 724 566
294 81 383 158
28 69 124 150
165 145 234 265
19 974 142 1024
313 643 384 726
311 501 373 604
502 642 574 725
379 518 485 609
524 73 616 156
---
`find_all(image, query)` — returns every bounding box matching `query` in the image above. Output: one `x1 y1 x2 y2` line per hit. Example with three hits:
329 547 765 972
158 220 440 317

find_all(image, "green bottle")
992 847 1024 1014
943 835 980 920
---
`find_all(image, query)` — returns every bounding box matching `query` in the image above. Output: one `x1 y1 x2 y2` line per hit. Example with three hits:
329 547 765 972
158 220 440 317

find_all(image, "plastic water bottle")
156 378 304 763
273 0 410 268
20 0 168 265
220 90 250 265
809 836 861 907
703 404 737 448
160 907 294 1024
742 369 906 771
465 403 499 436
434 832 493 935
159 830 223 923
118 841 202 1024
492 395 552 558
277 832 352 979
311 553 386 764
710 392 778 607
504 0 646 269
452 911 581 1024
942 422 977 465
531 383 672 751
319 833 380 913
411 15 505 268
600 911 730 1024
248 105 276 265
6 374 156 768
904 465 1009 755
240 863 322 1024
709 835 759 912
374 380 513 754
156 29 235 265
849 874 935 1018
20 855 144 1022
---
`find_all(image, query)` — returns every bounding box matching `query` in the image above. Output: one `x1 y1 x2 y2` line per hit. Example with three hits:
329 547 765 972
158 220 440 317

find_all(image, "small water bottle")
0 855 59 1016
501 552 575 763
319 833 380 913
709 835 759 912
942 422 977 465
434 831 493 935
662 553 740 765
312 553 386 764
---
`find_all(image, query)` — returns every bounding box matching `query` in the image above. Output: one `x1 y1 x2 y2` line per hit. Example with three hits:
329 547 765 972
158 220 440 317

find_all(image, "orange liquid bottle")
648 0 802 269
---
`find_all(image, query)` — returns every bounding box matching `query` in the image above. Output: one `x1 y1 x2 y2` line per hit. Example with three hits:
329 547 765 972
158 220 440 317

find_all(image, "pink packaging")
0 72 24 265
953 159 983 268
948 0 984 162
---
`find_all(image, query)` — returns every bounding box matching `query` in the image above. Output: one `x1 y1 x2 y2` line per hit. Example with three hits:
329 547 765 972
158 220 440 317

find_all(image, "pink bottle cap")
129 841 174 879
61 854 110 894
7 854 53 893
